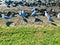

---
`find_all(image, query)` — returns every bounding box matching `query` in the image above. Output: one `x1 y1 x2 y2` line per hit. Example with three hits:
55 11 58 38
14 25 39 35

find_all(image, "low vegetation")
0 26 60 45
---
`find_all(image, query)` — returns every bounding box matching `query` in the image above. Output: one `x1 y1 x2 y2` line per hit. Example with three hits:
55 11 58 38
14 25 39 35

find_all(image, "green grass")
0 26 60 45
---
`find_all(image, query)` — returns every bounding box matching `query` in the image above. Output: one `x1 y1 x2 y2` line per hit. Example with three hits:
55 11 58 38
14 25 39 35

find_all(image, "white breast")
57 13 60 19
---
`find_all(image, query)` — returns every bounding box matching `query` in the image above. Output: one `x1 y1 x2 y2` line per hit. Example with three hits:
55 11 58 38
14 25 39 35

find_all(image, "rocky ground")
0 5 60 27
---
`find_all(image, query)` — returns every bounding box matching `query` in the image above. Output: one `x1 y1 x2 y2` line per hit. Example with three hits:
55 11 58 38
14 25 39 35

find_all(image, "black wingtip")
51 23 57 26
6 21 13 26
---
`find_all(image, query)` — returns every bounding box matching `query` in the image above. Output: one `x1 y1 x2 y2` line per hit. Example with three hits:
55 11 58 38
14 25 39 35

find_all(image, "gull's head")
1 14 4 16
33 8 35 10
44 11 47 13
22 10 24 12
